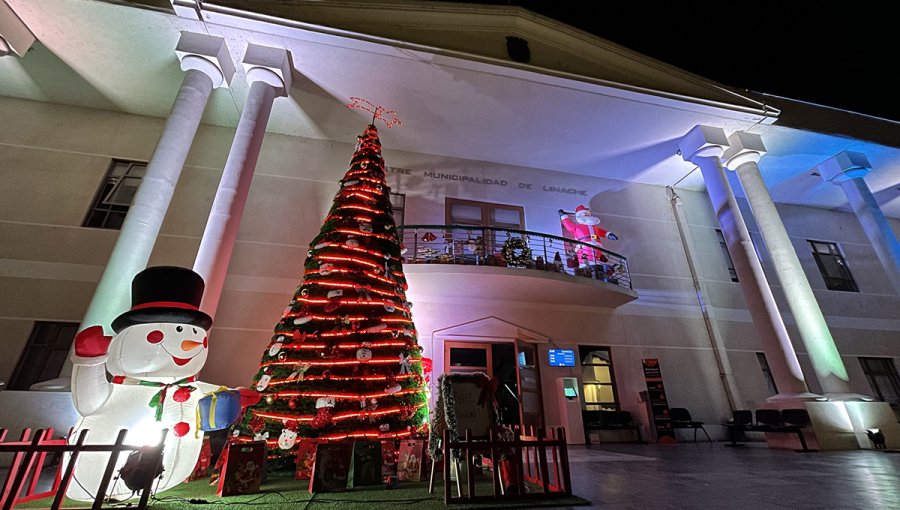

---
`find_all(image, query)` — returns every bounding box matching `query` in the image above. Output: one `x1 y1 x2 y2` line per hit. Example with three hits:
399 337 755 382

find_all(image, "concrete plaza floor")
556 441 900 510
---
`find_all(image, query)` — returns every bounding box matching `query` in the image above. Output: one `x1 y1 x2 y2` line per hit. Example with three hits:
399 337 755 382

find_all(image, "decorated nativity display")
234 120 429 486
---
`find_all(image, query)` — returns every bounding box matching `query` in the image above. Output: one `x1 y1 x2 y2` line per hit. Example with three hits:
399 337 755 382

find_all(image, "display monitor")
548 349 576 367
563 387 578 398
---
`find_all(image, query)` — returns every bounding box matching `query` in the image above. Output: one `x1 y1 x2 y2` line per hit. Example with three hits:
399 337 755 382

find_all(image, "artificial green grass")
19 475 590 509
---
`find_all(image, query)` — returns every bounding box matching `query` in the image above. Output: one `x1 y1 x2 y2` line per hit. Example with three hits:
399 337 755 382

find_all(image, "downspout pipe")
667 186 740 411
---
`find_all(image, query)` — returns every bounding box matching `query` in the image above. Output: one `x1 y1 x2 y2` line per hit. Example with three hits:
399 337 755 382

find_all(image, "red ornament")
173 421 190 437
249 415 265 433
288 398 298 409
172 387 193 403
311 407 334 430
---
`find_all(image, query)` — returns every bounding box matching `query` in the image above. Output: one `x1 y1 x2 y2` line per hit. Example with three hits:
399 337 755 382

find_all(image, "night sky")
446 1 900 122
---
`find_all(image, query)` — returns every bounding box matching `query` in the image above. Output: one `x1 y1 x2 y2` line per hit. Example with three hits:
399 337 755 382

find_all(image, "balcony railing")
397 225 631 289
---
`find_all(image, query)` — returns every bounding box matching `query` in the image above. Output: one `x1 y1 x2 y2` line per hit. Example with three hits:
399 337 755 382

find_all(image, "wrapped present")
217 441 265 497
294 439 317 480
397 439 424 482
198 388 242 432
348 440 382 487
380 439 398 479
185 437 212 482
309 441 352 493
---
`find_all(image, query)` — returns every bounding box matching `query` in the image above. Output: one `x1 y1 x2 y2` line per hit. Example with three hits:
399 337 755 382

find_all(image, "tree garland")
501 236 532 268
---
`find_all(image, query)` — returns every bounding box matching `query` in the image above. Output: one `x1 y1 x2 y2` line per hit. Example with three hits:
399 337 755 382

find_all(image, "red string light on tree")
240 123 426 453
261 357 422 368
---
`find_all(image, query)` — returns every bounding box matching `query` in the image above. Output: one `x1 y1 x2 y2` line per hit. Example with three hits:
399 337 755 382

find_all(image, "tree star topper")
347 97 402 128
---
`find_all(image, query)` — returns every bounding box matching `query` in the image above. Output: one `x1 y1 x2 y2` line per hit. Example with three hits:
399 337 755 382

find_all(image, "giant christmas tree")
238 125 427 456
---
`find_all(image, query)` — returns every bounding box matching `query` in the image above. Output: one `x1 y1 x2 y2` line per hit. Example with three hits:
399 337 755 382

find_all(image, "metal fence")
397 225 631 289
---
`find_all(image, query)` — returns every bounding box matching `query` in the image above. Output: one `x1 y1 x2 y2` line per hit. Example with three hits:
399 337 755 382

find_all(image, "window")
859 357 900 405
756 352 778 396
446 198 524 229
389 192 405 226
446 198 525 255
83 159 147 229
579 346 618 411
716 229 739 282
8 321 78 390
809 240 858 292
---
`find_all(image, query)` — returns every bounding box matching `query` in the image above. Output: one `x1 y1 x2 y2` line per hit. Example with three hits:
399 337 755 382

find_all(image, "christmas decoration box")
217 441 265 497
185 437 212 482
397 439 424 482
294 439 317 481
380 439 398 479
348 440 382 487
309 441 353 493
198 388 242 432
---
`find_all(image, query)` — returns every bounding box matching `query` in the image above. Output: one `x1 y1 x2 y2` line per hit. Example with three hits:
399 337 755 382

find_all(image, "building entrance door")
444 340 543 430
516 339 544 431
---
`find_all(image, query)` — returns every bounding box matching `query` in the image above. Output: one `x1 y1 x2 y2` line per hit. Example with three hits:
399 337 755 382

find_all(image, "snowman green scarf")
112 375 197 422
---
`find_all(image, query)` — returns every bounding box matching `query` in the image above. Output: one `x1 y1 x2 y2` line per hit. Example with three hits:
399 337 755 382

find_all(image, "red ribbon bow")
475 376 499 410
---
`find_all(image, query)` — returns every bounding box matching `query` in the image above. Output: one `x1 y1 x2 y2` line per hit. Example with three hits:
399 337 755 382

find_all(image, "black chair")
669 407 711 442
780 408 810 428
754 409 781 431
725 410 753 445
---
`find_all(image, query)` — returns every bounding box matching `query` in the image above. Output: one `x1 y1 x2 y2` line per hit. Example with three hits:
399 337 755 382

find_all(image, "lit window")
8 322 78 390
83 159 147 229
809 240 858 292
756 352 778 396
579 346 618 411
716 229 739 282
859 357 900 406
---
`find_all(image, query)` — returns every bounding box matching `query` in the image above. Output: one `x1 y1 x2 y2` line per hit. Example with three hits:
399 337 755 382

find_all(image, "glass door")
515 340 543 432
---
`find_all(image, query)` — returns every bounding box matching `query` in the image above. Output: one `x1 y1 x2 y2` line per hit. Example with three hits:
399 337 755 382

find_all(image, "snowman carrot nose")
181 340 204 351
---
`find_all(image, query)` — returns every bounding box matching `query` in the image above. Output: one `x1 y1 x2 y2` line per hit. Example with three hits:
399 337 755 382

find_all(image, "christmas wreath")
501 236 532 267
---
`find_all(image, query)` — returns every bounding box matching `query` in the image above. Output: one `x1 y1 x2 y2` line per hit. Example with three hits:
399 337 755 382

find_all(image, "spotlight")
865 428 886 450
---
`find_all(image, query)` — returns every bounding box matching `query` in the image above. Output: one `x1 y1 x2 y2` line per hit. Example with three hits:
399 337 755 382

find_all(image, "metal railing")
397 225 631 289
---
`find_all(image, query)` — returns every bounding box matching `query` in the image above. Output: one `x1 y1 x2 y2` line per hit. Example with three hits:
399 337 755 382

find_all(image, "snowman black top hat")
112 266 213 333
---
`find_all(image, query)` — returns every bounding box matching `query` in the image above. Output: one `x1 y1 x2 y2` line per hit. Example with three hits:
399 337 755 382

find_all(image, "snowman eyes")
176 326 184 333
192 327 198 334
146 330 164 344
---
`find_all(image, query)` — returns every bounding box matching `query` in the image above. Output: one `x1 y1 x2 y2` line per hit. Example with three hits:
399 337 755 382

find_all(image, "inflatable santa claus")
67 266 229 501
559 205 619 268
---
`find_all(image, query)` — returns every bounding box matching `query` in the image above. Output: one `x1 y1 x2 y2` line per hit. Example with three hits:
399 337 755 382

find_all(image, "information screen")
563 387 578 398
548 349 576 367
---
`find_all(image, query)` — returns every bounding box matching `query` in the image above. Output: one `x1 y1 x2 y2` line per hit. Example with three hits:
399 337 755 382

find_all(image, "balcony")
397 225 638 307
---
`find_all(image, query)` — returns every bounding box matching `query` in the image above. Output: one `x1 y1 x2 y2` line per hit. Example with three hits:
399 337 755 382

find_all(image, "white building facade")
1 0 899 447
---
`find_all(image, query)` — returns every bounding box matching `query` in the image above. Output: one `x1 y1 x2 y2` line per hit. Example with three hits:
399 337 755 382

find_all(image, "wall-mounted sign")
548 349 576 367
390 167 589 196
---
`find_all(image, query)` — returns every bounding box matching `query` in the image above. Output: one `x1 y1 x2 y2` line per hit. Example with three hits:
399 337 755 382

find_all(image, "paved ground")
555 442 900 510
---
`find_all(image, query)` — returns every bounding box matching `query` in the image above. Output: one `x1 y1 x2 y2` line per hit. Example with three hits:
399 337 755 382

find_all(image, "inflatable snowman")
559 205 618 267
67 266 220 501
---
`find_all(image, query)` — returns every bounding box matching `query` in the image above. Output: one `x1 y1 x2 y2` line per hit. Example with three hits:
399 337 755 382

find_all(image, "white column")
0 1 35 57
724 132 853 396
817 151 900 295
77 33 234 335
679 126 812 398
193 44 292 319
